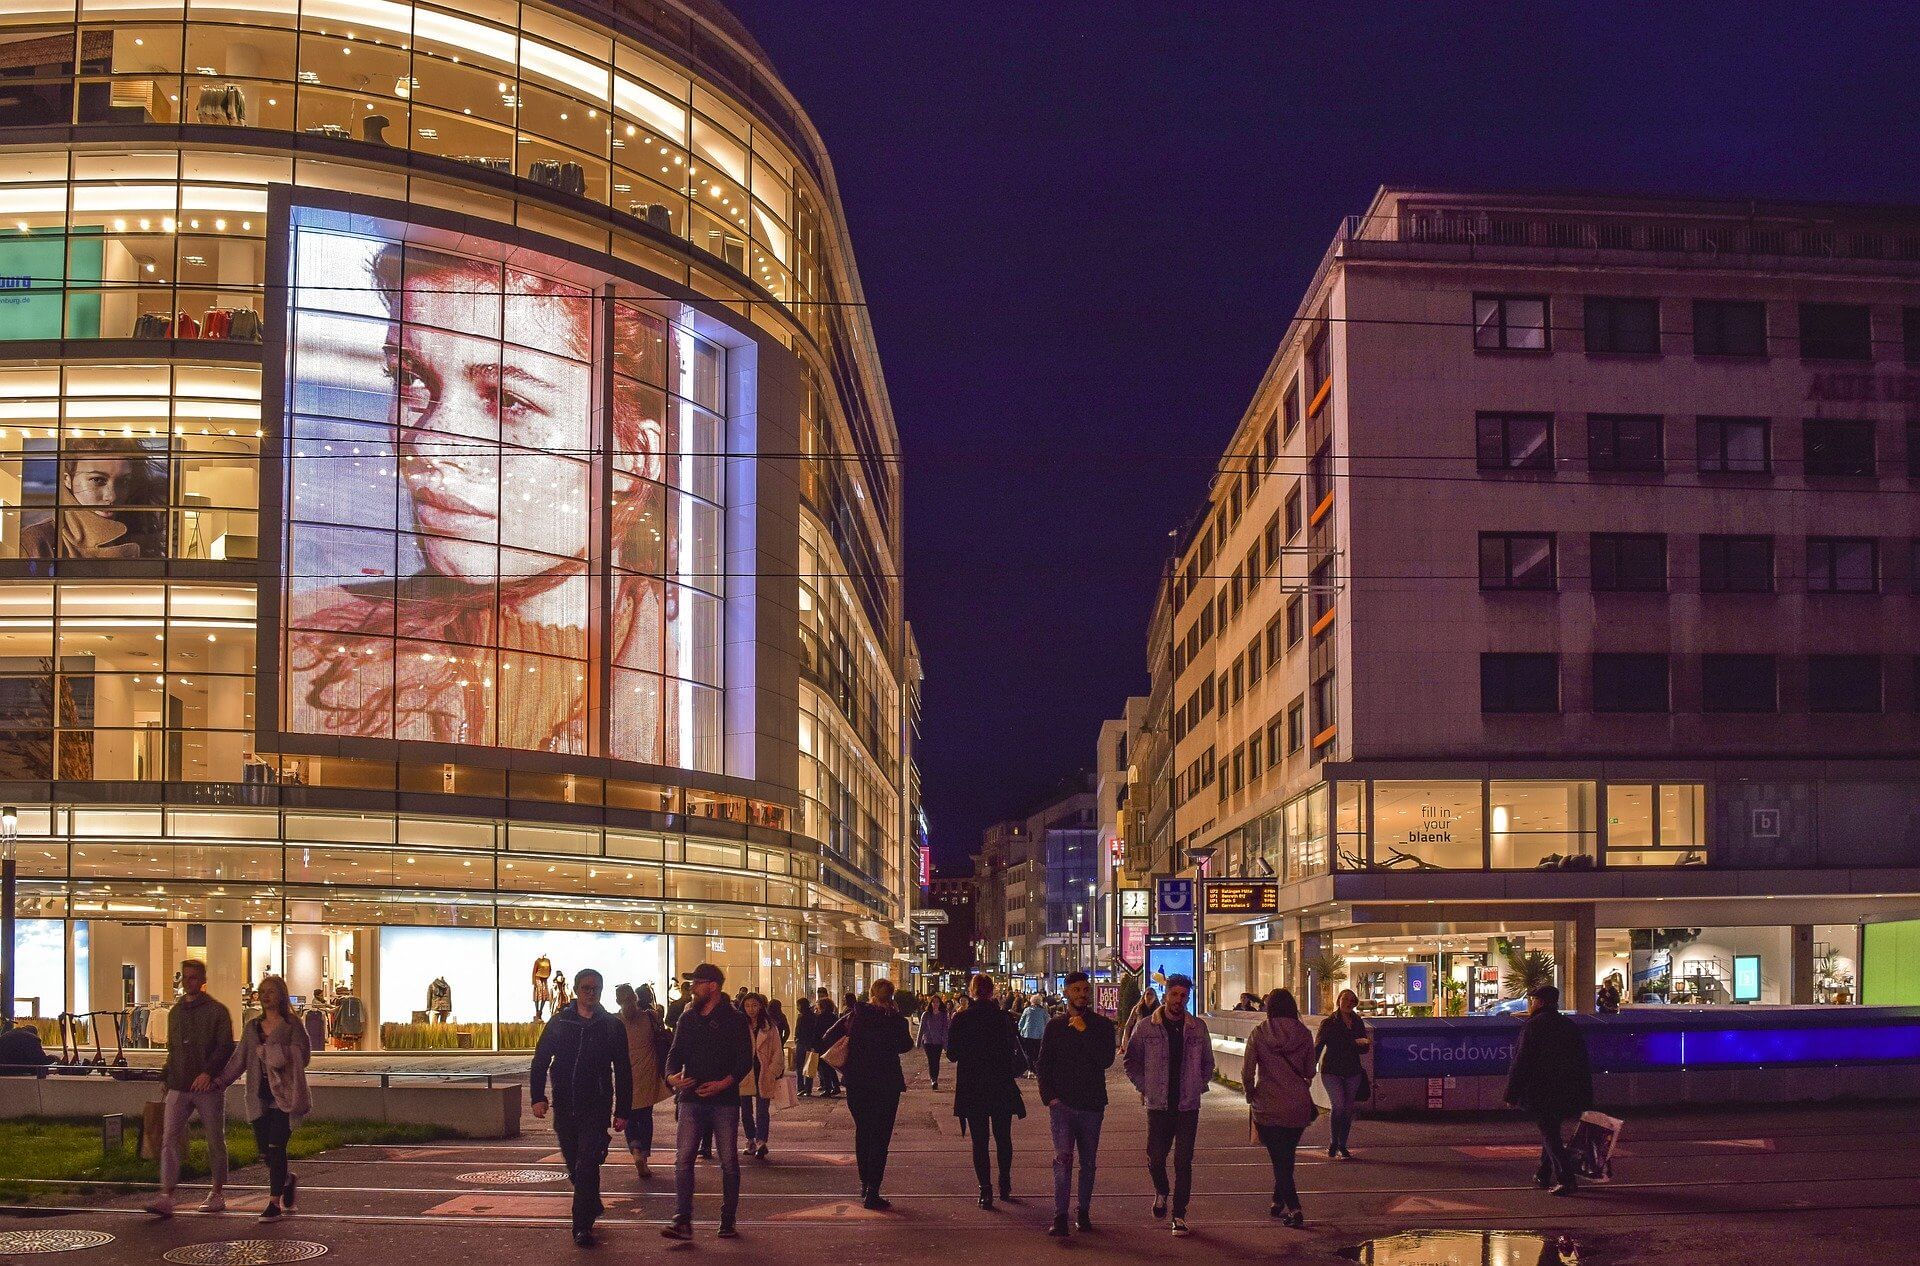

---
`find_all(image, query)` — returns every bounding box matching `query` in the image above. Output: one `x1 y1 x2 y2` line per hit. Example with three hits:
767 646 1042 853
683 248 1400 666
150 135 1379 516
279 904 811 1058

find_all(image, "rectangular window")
1307 327 1332 397
1282 379 1301 439
1285 593 1304 646
1262 513 1280 570
1310 671 1337 735
1799 302 1873 361
1474 294 1549 352
1584 296 1660 355
1284 482 1303 539
1231 656 1245 705
1245 544 1261 595
1806 536 1878 593
1265 613 1284 664
1591 533 1667 592
1247 635 1263 686
1906 307 1920 364
1700 535 1774 593
1481 653 1560 713
1693 299 1768 358
1807 655 1882 713
1910 424 1920 480
1199 674 1214 714
1592 653 1670 712
1286 697 1305 753
1696 416 1771 474
1702 654 1777 713
1479 532 1557 590
1248 731 1263 779
1309 557 1336 623
1476 412 1555 471
1803 419 1876 477
1308 442 1333 505
1231 565 1244 615
1587 414 1664 472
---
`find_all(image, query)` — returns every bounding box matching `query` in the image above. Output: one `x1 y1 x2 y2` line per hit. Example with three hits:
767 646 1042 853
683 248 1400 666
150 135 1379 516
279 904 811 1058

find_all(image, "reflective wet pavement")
1340 1229 1580 1265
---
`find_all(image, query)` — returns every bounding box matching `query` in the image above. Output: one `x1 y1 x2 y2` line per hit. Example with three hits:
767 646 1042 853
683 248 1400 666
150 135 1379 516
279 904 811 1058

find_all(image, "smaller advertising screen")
1406 962 1432 1007
1203 881 1279 915
1118 918 1148 972
1732 955 1762 1003
1146 942 1196 993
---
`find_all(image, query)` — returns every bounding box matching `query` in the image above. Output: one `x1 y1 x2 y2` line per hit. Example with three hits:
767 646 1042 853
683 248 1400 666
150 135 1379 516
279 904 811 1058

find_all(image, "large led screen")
278 208 727 773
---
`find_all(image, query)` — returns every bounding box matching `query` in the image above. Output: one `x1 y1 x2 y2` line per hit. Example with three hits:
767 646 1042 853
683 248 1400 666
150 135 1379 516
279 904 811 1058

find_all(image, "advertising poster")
1118 918 1147 972
277 207 728 772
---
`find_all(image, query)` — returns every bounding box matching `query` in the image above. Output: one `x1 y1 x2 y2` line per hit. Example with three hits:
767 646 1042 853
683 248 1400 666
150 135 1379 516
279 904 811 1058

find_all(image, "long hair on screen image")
287 242 675 763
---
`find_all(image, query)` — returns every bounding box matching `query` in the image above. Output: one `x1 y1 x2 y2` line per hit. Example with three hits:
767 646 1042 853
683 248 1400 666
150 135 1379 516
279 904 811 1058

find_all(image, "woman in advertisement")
287 239 675 763
21 437 167 559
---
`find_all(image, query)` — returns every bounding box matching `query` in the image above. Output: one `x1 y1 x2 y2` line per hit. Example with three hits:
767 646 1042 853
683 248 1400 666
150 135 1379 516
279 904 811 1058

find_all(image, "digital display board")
1733 955 1761 1003
274 205 728 774
1146 942 1196 992
1203 881 1279 915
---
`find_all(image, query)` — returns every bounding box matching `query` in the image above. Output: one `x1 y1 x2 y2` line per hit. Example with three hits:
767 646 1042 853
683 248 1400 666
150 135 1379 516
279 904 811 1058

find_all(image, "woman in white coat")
218 974 312 1219
1242 988 1316 1227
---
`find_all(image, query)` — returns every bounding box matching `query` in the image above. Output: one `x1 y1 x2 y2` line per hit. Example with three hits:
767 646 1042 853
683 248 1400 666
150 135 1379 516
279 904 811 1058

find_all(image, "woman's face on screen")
387 268 593 584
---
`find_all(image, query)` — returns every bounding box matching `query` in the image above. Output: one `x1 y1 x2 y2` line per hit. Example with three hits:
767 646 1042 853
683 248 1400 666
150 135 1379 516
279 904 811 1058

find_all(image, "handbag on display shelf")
173 311 200 340
201 307 231 339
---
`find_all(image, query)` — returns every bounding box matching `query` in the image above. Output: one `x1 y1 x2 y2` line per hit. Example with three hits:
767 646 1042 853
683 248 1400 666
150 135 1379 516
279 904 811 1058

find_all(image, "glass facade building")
0 0 914 1051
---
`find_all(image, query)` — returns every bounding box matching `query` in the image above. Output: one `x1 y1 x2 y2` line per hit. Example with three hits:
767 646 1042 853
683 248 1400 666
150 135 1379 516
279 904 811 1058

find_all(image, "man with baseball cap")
660 963 753 1240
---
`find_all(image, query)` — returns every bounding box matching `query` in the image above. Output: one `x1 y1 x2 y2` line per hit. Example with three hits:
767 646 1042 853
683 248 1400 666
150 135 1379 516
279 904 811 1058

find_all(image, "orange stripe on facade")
1310 606 1336 637
1312 724 1337 748
1307 378 1331 418
1309 492 1334 526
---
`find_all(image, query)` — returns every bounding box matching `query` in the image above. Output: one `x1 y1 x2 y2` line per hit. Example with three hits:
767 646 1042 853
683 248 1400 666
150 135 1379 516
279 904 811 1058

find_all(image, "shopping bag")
802 1050 820 1080
1569 1111 1623 1182
773 1072 799 1110
821 1034 850 1070
1310 1074 1333 1111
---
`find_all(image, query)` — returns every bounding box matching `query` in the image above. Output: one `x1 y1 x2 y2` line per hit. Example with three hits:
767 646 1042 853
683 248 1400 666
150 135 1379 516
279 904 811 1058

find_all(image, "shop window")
1282 784 1328 880
1370 780 1483 869
1490 780 1596 868
1335 781 1365 870
1693 299 1767 358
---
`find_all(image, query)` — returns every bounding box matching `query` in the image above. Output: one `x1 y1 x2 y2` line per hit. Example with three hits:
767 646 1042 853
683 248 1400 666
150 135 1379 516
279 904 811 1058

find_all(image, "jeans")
251 1108 292 1199
923 1044 943 1083
965 1111 1014 1193
159 1089 228 1195
1021 1037 1042 1072
623 1107 655 1157
1144 1108 1198 1218
673 1101 740 1224
554 1114 610 1232
846 1086 901 1193
816 1058 841 1096
1533 1112 1576 1189
1048 1104 1104 1218
1255 1123 1304 1210
1324 1073 1364 1153
742 1096 772 1147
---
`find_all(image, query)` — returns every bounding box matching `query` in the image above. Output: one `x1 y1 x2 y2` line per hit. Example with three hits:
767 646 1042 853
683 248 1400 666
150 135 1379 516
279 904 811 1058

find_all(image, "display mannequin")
532 956 553 1020
427 977 452 1022
552 970 570 1013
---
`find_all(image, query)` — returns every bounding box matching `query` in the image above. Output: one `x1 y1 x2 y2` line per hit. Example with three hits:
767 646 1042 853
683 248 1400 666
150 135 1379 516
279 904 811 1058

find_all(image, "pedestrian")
0 1019 56 1075
918 994 951 1089
1314 988 1371 1160
1018 995 1049 1072
794 998 819 1096
529 968 630 1246
615 982 672 1181
1121 987 1158 1051
740 993 785 1160
661 963 753 1240
813 992 842 1097
945 972 1026 1208
1035 971 1116 1237
768 997 791 1044
147 958 235 1217
216 973 310 1220
1244 989 1315 1227
1504 984 1594 1196
1595 973 1623 1015
823 978 913 1209
1122 973 1212 1237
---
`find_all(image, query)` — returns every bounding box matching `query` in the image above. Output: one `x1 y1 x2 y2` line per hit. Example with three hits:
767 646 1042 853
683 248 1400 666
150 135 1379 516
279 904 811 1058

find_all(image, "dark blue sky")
725 2 1920 868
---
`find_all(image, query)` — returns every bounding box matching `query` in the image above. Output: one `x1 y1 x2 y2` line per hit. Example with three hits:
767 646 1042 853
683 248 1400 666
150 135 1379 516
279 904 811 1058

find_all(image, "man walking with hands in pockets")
1123 973 1212 1237
1035 971 1116 1237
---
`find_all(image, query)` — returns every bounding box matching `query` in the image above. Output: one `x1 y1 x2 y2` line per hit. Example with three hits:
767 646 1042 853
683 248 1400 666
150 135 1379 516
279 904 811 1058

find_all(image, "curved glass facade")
0 0 911 1049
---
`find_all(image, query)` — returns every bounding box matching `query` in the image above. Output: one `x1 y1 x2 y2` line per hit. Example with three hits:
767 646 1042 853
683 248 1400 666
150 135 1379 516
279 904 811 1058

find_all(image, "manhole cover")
454 1169 568 1185
163 1242 329 1266
1338 1230 1579 1264
0 1230 116 1254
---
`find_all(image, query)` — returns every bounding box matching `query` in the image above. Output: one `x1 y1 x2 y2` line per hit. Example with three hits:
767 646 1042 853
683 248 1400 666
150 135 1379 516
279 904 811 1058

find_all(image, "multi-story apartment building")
922 872 976 977
970 776 1098 986
1096 698 1146 964
0 0 915 1045
1159 187 1920 1015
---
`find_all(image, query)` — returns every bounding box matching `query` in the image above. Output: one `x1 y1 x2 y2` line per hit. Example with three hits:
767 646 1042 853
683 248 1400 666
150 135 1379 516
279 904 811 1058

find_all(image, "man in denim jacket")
1122 973 1214 1236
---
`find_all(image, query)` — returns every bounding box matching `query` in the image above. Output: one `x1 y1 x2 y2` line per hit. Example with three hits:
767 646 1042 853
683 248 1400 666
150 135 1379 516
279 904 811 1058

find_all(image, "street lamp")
1073 903 1084 975
2 805 17 1027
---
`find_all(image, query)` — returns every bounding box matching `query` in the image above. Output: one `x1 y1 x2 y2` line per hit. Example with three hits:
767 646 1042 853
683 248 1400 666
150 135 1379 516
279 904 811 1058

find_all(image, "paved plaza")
6 1065 1919 1264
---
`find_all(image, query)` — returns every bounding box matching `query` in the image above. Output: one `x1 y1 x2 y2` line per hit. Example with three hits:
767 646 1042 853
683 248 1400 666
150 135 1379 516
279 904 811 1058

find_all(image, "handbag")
802 1049 820 1079
1355 1069 1372 1103
821 1034 849 1070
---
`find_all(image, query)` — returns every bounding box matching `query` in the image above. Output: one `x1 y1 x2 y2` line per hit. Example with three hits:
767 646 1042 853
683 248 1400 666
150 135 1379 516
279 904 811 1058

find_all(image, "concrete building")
970 775 1098 987
0 0 916 1046
921 873 977 981
1156 187 1920 1016
1096 698 1147 968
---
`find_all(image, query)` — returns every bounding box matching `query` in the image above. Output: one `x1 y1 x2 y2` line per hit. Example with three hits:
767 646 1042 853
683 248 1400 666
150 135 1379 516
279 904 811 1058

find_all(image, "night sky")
725 2 1920 870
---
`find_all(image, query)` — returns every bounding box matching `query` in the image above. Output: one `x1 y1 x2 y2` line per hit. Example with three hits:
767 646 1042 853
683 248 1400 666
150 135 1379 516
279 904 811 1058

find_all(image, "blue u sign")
1157 879 1193 915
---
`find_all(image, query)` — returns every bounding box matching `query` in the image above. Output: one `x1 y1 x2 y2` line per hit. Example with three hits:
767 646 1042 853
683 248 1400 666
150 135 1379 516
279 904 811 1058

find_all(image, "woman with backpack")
1243 989 1315 1227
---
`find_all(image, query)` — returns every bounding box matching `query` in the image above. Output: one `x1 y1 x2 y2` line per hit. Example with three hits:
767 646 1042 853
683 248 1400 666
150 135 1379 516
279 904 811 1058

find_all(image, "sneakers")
198 1192 226 1214
1550 1182 1576 1196
861 1191 892 1211
717 1223 739 1239
259 1202 282 1221
1076 1211 1093 1233
1283 1209 1305 1228
1046 1216 1070 1237
146 1195 175 1218
1150 1199 1167 1221
660 1218 693 1240
572 1229 596 1247
282 1175 298 1212
977 1188 994 1210
1169 1217 1190 1237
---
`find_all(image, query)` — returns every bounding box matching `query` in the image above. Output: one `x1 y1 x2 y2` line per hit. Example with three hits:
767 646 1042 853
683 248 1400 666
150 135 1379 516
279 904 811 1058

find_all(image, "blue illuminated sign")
1733 956 1761 1003
1406 963 1432 1007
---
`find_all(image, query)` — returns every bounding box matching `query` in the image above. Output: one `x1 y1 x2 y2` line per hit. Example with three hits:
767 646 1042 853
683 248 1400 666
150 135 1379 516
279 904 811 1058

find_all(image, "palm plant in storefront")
1303 947 1348 1014
1499 942 1556 1000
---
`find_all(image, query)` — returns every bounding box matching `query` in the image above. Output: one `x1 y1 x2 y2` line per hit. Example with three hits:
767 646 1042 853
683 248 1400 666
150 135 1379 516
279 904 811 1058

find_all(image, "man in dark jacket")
1035 971 1117 1236
147 959 235 1217
823 979 913 1209
1504 984 1594 1195
530 968 631 1245
0 1022 56 1076
660 963 753 1240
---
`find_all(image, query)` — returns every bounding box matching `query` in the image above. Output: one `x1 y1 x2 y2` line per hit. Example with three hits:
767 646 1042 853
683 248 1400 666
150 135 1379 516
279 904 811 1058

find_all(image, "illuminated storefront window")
1370 781 1482 870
